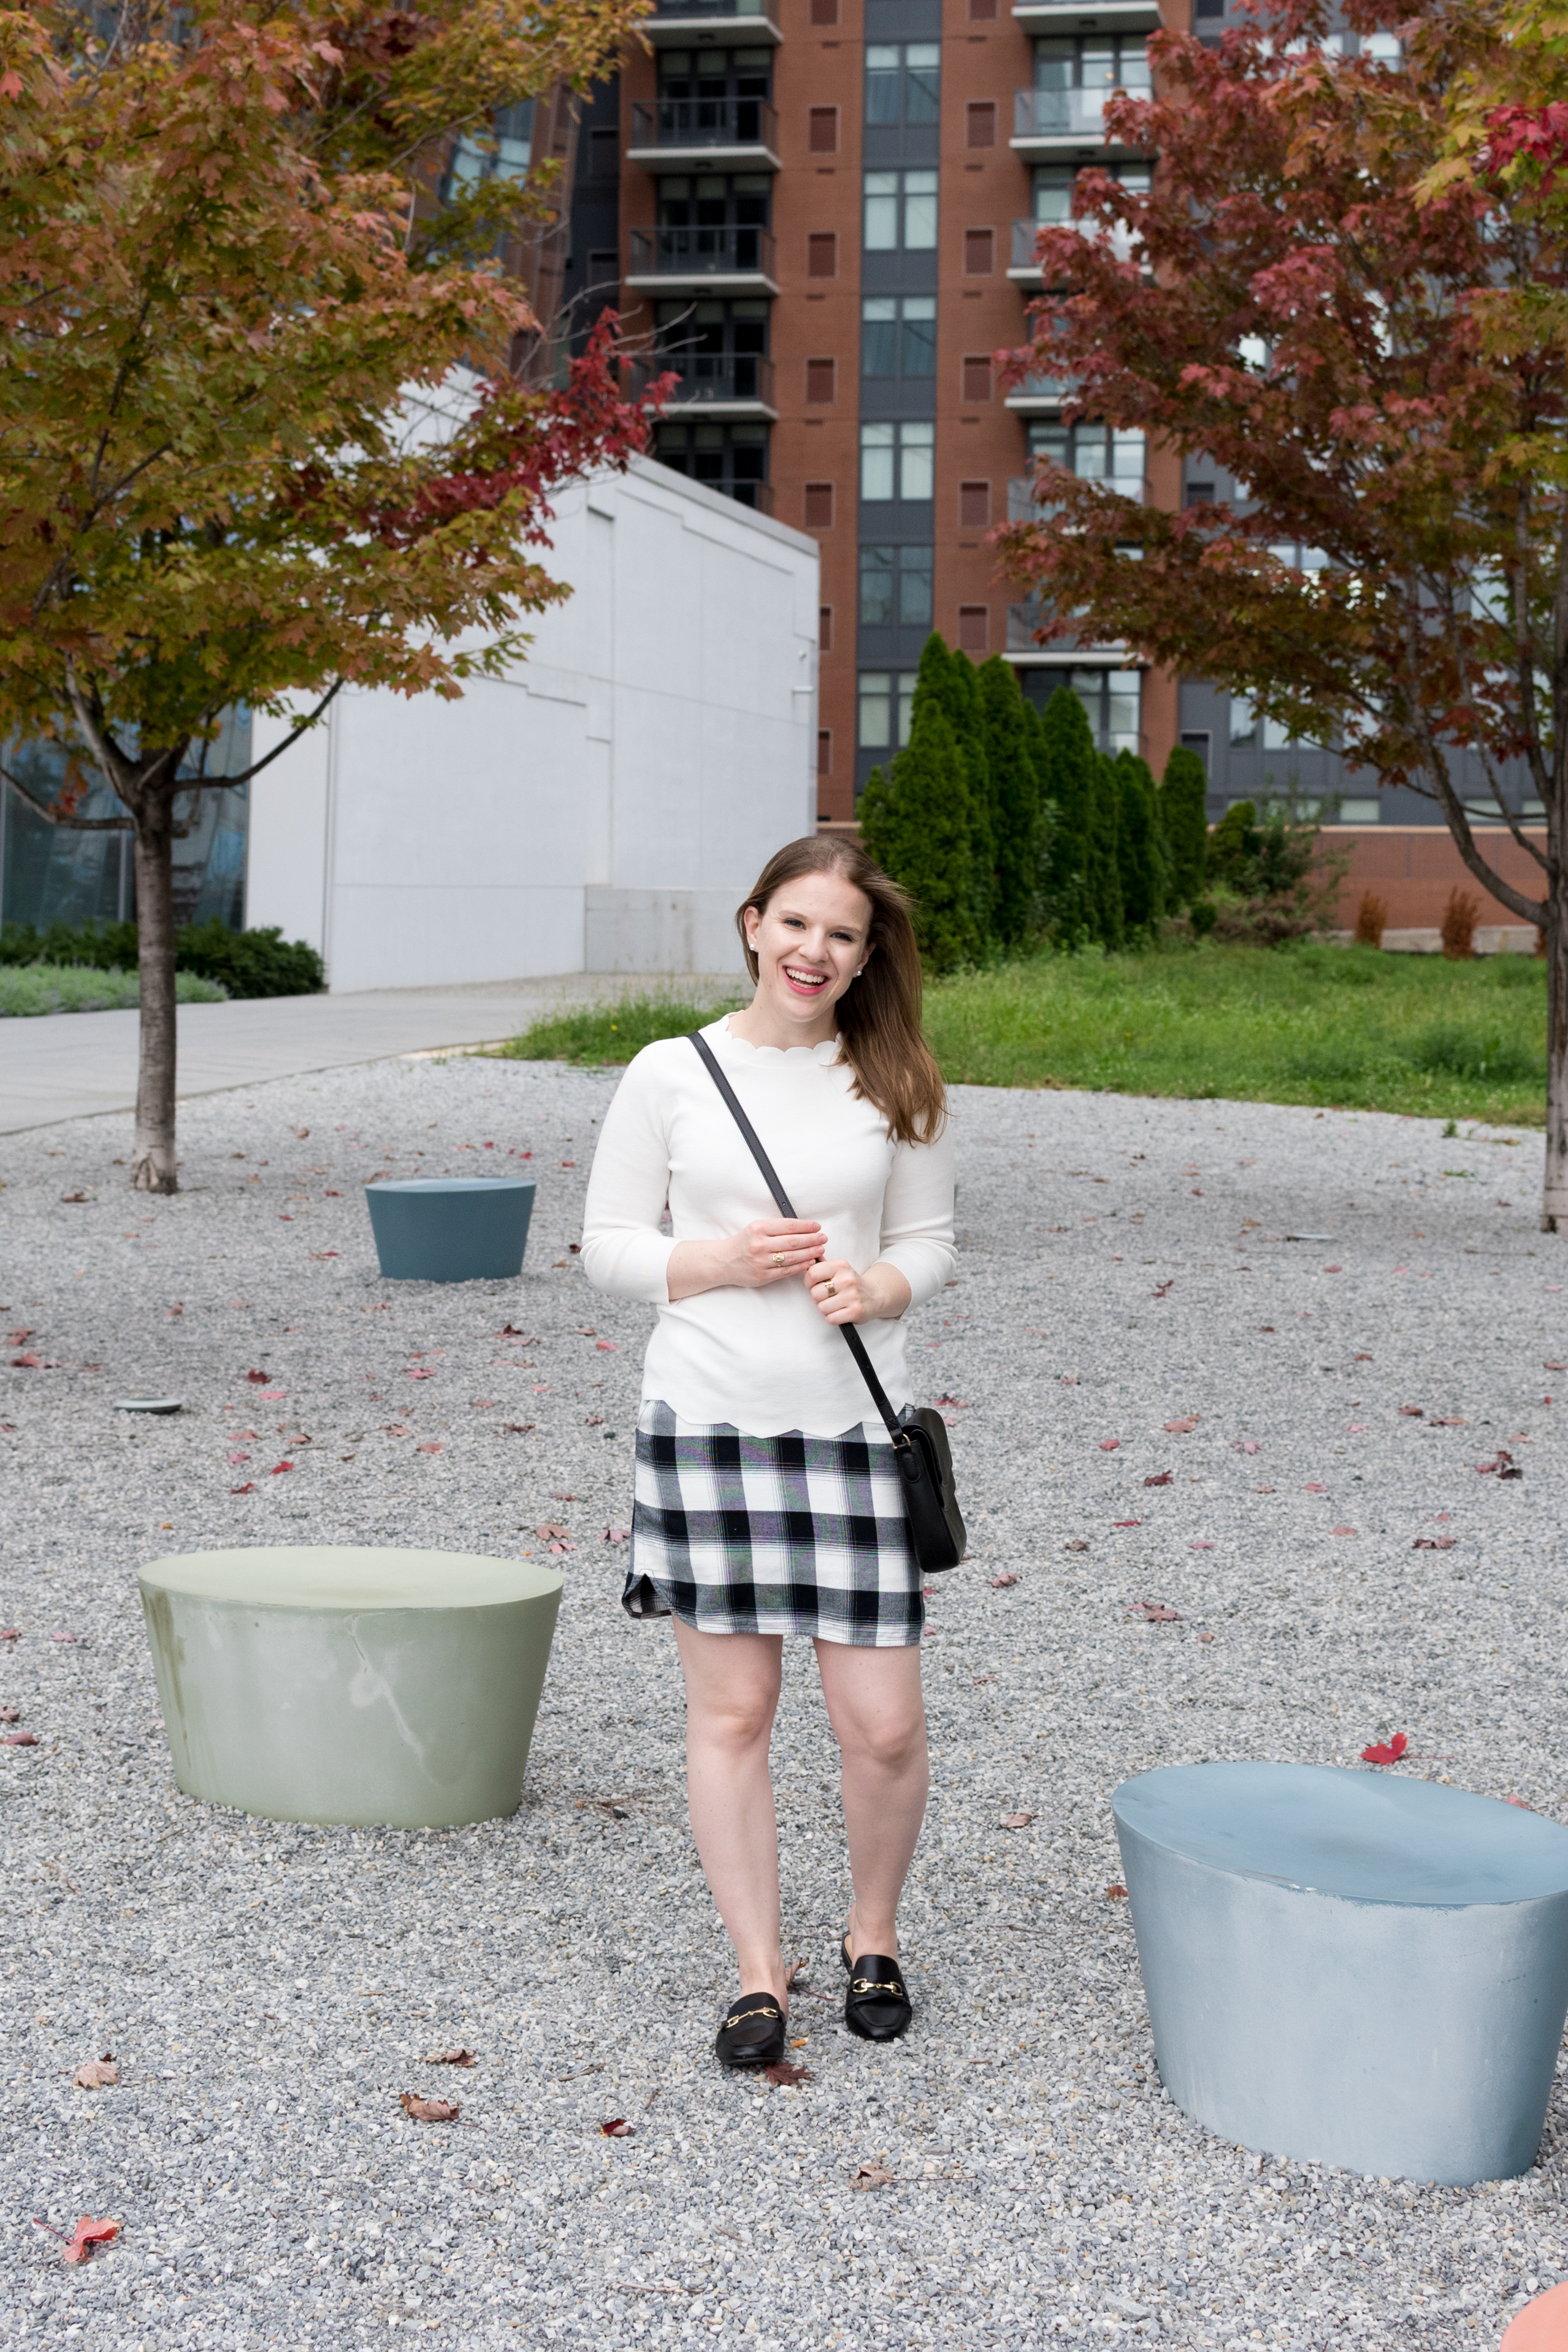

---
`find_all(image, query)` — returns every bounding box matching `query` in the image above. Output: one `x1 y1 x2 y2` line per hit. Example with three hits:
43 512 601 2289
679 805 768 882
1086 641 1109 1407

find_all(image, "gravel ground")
2 1049 1566 2352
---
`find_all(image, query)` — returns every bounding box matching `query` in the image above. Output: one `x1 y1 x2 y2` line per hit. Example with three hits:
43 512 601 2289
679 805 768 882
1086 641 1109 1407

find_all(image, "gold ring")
770 1251 784 1268
825 1279 838 1298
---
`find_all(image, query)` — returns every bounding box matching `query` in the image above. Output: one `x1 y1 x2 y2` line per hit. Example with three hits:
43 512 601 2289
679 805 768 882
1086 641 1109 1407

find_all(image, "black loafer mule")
840 1939 912 2042
714 1993 787 2069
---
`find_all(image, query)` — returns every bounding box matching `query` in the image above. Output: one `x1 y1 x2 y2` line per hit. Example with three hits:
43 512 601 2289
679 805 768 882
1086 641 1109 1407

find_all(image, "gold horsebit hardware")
851 1977 906 1998
723 2003 781 2031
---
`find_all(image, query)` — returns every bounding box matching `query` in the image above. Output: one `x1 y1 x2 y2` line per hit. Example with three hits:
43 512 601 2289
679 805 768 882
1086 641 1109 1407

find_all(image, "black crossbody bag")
689 1031 966 1572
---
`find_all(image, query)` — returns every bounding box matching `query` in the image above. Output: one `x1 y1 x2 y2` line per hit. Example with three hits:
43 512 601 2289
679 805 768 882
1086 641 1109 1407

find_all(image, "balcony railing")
1001 369 1071 408
630 97 778 153
1007 599 1053 650
626 225 778 282
633 353 776 408
1013 85 1148 142
1010 215 1136 274
651 0 776 18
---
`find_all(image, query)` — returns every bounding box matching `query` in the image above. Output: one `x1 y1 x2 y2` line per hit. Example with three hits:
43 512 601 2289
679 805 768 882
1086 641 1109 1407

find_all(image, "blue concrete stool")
365 1177 535 1282
1112 1762 1568 2185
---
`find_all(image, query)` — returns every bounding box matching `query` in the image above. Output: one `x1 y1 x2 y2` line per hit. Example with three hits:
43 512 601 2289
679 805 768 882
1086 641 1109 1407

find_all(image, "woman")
581 835 955 2068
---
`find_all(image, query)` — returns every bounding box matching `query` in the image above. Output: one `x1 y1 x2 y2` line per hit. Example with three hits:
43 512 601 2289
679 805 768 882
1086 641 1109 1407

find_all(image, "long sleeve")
876 1123 957 1308
580 1052 678 1304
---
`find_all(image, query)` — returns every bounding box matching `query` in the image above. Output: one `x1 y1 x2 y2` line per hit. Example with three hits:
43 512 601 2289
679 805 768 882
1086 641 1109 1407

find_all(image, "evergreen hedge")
0 917 325 996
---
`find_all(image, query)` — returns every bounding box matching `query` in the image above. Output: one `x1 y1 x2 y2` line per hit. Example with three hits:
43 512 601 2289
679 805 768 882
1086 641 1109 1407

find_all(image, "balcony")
1011 85 1155 156
625 224 779 293
643 0 782 45
628 96 781 170
1011 0 1159 28
1005 599 1130 660
1008 215 1137 281
1003 370 1072 413
632 352 777 419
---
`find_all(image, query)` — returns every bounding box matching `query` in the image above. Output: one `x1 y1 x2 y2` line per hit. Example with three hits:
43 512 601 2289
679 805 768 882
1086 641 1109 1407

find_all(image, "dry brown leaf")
424 2048 477 2067
399 2091 460 2123
765 2061 814 2086
72 2056 117 2090
852 2163 897 2191
1106 1884 1129 1901
1000 1812 1034 1829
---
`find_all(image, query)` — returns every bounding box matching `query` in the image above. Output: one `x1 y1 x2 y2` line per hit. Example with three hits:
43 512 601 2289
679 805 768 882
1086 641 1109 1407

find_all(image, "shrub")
1113 751 1169 938
0 918 324 996
1157 745 1209 908
1034 684 1096 940
1354 892 1389 948
977 656 1049 949
1440 888 1482 961
859 697 979 974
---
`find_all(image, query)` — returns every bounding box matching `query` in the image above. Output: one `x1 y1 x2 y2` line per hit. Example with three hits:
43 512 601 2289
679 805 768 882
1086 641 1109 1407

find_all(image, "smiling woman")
580 835 954 2070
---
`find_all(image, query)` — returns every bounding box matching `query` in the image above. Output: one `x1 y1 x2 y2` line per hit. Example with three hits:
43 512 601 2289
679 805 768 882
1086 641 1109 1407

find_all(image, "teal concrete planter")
139 1547 562 1827
1114 1761 1568 2185
365 1176 536 1282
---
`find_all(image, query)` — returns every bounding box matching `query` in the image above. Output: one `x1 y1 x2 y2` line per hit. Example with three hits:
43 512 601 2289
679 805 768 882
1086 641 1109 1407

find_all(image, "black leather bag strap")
687 1030 909 1449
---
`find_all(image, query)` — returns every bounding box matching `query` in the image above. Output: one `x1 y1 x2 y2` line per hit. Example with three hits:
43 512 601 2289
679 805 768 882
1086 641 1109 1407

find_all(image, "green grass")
0 963 229 1017
492 946 1550 1126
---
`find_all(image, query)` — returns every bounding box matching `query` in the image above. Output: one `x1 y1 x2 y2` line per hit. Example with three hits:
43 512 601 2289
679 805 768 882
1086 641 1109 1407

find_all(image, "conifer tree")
978 657 1047 949
1034 684 1096 938
949 649 1000 948
1087 755 1126 949
859 698 978 972
1113 751 1169 937
1157 745 1209 910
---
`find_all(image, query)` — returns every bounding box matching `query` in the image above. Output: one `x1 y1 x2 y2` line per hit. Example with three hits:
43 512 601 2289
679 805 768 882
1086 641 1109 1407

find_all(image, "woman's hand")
667 1219 823 1302
805 1257 912 1327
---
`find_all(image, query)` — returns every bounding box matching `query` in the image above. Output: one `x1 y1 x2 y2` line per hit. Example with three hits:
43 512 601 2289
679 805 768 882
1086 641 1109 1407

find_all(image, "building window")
959 479 991 527
817 729 833 777
960 353 993 402
966 101 997 148
657 47 773 129
808 106 839 154
1031 34 1152 136
1027 417 1144 491
656 297 770 402
805 356 836 404
442 101 536 200
1229 695 1256 746
958 606 990 654
865 43 941 129
859 543 934 629
658 173 773 258
820 605 834 654
863 170 939 252
808 231 839 278
860 420 935 502
862 295 938 379
804 481 835 529
963 226 995 275
1180 730 1211 773
858 670 918 751
810 0 839 21
1057 667 1141 754
653 419 770 508
1030 160 1152 268
969 0 997 19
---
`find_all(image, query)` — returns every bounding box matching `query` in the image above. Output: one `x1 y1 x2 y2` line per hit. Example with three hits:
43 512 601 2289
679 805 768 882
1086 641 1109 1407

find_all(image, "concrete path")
0 973 739 1135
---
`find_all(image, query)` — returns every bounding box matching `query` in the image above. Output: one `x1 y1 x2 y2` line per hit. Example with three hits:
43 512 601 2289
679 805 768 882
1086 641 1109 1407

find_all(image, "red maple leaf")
1361 1733 1409 1766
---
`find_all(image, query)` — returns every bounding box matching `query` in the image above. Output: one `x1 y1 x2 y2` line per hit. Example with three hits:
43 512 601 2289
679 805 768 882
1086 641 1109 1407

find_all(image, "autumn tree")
0 0 657 1192
994 0 1568 1228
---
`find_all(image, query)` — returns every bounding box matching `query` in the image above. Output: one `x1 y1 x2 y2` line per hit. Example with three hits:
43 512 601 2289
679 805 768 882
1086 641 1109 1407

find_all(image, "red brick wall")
1323 827 1548 934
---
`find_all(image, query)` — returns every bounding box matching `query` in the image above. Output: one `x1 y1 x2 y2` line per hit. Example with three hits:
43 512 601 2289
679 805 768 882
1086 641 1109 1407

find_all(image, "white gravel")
2 1049 1566 2351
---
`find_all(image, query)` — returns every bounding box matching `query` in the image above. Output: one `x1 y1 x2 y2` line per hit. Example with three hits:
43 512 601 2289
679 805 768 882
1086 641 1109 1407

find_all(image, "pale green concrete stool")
139 1547 562 1828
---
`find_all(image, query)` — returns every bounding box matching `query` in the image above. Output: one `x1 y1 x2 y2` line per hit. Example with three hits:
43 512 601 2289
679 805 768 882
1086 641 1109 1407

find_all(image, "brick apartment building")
548 0 1548 931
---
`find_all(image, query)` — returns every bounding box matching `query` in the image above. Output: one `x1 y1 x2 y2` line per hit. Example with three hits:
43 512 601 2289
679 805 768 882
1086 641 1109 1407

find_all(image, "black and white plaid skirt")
625 1398 922 1647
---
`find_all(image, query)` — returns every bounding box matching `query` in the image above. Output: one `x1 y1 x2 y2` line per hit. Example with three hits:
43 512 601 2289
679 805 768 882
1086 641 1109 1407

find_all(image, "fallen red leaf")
932 1394 968 1409
381 1423 410 1436
73 2056 118 2089
1112 1518 1141 1529
1198 1631 1215 1644
1099 1438 1121 1452
1188 1540 1214 1551
764 2061 814 2086
0 1704 18 1721
1361 1733 1409 1766
1233 1439 1260 1455
1127 1600 1181 1622
229 1483 256 1495
50 2216 120 2264
497 1325 536 1339
4 1731 39 1746
1412 1536 1457 1550
989 1572 1019 1588
425 2048 477 2067
1150 1280 1174 1300
471 1398 497 1409
1000 1811 1034 1829
602 1527 631 1544
1302 1482 1326 1493
503 1424 536 1436
11 1353 42 1368
1106 1884 1128 1901
1547 1362 1566 1373
535 1523 569 1541
408 1368 437 1381
399 2093 460 2123
1164 1415 1200 1434
417 1442 443 1455
595 1341 619 1353
600 2117 633 2137
1477 1451 1523 1479
1144 1471 1172 1487
269 1461 294 1476
1505 1794 1533 1810
310 1251 340 1260
1063 1538 1089 1552
245 1369 270 1382
50 1630 79 1644
1399 1405 1424 1419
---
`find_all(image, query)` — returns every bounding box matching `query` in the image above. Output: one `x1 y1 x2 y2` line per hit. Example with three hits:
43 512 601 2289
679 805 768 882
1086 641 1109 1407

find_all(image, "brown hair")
735 837 947 1147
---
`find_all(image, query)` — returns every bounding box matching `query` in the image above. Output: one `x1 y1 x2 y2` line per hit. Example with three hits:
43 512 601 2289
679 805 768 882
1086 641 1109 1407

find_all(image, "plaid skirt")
625 1399 922 1647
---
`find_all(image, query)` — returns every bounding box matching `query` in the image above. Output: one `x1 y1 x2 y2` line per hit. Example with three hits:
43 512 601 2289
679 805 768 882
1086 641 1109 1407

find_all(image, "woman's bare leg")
671 1619 789 2004
814 1641 928 1959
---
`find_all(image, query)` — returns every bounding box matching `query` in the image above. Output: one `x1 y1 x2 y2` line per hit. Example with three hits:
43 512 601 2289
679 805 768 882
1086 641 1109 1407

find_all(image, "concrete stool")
365 1177 536 1282
139 1547 562 1828
1112 1762 1568 2185
1504 2282 1568 2349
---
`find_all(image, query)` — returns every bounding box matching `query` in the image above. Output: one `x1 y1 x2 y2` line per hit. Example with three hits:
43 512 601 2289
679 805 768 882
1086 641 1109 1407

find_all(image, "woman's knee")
838 1707 927 1776
688 1683 779 1752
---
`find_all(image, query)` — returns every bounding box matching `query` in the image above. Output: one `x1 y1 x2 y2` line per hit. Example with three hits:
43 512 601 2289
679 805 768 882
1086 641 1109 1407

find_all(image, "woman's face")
744 869 874 1031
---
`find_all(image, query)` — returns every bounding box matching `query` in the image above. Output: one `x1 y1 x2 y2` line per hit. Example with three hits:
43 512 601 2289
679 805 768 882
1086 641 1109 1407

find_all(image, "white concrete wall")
247 457 819 990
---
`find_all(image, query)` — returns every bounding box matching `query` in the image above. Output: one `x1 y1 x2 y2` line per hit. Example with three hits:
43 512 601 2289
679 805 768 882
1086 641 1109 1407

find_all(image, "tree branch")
1419 729 1546 930
217 680 345 786
0 760 132 830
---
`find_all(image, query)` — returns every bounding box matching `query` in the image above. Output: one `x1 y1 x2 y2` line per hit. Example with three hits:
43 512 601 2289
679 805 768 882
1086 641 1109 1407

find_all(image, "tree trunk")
131 793 178 1195
1547 860 1568 1234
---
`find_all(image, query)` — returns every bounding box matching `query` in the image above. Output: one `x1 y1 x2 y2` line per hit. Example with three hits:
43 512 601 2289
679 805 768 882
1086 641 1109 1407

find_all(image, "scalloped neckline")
713 1014 842 1065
